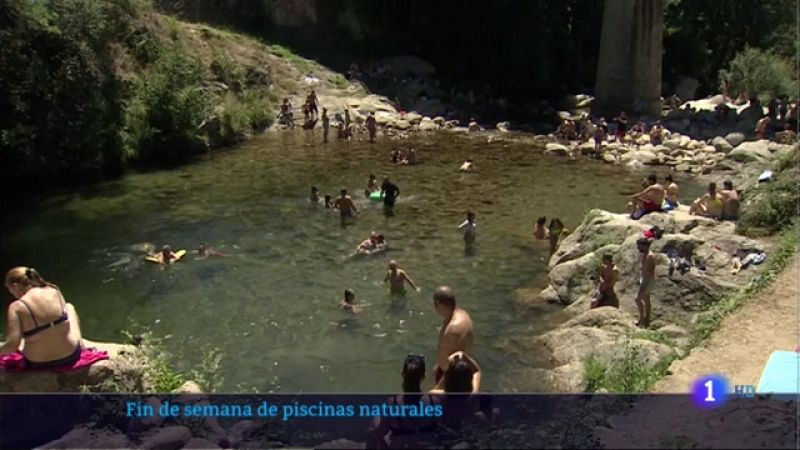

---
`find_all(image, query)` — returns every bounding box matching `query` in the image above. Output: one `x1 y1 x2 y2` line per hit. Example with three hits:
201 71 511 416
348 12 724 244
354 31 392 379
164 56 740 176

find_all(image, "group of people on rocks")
556 112 667 152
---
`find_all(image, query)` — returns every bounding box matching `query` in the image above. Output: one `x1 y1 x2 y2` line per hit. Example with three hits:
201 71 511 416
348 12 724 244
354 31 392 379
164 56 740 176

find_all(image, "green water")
0 131 701 392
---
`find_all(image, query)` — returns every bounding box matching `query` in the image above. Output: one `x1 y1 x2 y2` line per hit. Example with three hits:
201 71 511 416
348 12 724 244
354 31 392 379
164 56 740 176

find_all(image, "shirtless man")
635 238 656 327
383 260 420 297
592 254 619 309
344 109 352 138
755 115 770 139
321 108 330 143
719 180 740 221
629 174 665 219
459 159 475 172
366 112 377 143
533 216 549 240
306 90 319 120
333 189 358 222
432 286 474 385
664 174 679 209
689 182 723 219
649 121 664 145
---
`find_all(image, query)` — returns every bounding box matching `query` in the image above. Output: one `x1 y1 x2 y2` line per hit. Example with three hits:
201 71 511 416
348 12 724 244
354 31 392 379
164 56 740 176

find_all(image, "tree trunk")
594 0 664 117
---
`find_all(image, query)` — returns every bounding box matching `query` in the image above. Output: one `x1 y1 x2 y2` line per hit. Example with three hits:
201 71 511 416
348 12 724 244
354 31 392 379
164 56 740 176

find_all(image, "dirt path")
653 257 799 392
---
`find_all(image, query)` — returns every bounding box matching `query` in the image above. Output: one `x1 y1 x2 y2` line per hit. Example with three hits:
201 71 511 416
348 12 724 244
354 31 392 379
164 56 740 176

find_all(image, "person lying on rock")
1 267 84 368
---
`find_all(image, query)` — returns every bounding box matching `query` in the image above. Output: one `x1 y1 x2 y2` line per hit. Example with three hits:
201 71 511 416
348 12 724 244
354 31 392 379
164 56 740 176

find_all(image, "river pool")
0 130 701 392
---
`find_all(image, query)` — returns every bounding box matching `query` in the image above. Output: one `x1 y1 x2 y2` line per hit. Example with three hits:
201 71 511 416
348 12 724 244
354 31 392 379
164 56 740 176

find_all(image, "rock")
513 287 558 309
451 441 473 449
702 145 717 154
390 119 411 130
622 150 658 165
676 163 691 172
678 136 691 149
182 438 221 449
724 132 746 147
172 380 204 394
229 420 261 447
548 251 604 304
663 138 682 150
728 140 773 163
711 136 733 153
40 427 132 449
139 426 193 450
432 116 446 126
674 77 699 101
496 121 511 132
603 153 617 164
418 117 437 132
315 439 365 449
578 141 596 155
545 143 570 156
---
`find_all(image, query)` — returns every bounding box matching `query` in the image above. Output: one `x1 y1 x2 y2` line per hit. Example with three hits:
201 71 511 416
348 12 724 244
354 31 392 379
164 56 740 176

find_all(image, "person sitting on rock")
468 118 481 132
689 182 723 219
628 174 665 220
664 174 680 210
1 267 85 369
649 121 664 145
591 254 619 309
755 115 771 140
719 180 740 221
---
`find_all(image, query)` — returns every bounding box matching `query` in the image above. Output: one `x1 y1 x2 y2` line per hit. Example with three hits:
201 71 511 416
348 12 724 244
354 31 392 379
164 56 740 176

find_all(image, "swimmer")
324 194 332 208
154 245 177 265
458 211 477 247
390 149 401 164
365 174 378 198
333 189 358 222
356 231 379 254
459 159 475 172
338 289 361 314
384 260 420 297
366 112 377 143
195 244 226 260
310 186 320 203
533 216 549 240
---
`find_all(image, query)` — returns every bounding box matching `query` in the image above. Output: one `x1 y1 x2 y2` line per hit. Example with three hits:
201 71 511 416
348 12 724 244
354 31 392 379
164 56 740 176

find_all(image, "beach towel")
0 348 109 372
758 351 800 393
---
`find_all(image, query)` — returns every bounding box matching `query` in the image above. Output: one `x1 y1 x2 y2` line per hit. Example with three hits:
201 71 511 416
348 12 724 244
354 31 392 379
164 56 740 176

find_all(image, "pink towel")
0 348 109 372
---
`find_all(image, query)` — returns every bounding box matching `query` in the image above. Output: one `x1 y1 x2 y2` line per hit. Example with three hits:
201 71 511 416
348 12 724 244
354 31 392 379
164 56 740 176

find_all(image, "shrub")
583 339 675 393
210 52 245 87
737 176 799 236
123 45 211 163
719 47 798 104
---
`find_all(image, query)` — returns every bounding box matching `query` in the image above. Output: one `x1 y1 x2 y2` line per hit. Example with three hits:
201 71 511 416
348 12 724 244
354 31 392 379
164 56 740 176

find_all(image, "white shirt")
458 219 477 237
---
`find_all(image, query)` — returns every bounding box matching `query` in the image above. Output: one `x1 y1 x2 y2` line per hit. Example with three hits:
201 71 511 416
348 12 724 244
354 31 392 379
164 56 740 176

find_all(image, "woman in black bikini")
1 267 84 368
367 354 438 449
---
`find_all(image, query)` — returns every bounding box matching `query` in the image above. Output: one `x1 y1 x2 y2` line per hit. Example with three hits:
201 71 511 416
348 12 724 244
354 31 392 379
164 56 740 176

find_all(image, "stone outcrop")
527 207 767 391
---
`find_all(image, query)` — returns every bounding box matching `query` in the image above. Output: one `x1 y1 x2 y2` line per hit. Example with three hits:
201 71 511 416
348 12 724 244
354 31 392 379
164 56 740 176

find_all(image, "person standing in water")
381 177 400 211
366 112 378 143
321 108 330 143
333 189 358 223
432 286 474 385
664 174 679 210
306 90 319 120
310 186 320 203
635 238 656 328
533 216 549 240
547 218 565 257
344 109 352 138
384 260 420 297
458 211 477 249
365 174 378 198
338 289 361 314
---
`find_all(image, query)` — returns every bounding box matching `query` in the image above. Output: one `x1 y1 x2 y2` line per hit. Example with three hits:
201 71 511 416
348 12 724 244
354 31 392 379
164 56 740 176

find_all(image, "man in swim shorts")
433 286 474 384
366 112 377 143
384 260 420 297
635 238 656 328
592 254 619 309
719 180 740 221
629 174 665 220
333 189 358 222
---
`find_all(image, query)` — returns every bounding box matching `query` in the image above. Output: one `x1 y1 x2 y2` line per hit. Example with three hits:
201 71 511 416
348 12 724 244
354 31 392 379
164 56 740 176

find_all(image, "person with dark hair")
547 218 566 257
689 182 723 219
338 289 361 314
333 189 358 223
366 112 377 143
432 286 474 385
614 111 628 142
1 267 84 368
367 354 438 449
635 239 656 328
533 216 549 240
458 211 477 249
719 180 740 221
591 254 619 309
384 260 420 297
310 186 320 203
381 177 400 211
321 108 330 143
323 194 332 209
430 351 481 394
755 115 770 139
628 174 665 220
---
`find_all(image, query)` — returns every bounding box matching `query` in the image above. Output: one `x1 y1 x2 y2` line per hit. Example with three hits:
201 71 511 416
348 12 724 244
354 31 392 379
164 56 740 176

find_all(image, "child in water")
310 186 320 203
338 289 361 314
533 216 549 240
324 194 332 208
458 211 477 247
157 245 177 265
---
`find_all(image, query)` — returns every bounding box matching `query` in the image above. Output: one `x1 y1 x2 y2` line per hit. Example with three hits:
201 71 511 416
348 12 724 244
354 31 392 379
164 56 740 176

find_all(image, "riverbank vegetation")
0 0 315 191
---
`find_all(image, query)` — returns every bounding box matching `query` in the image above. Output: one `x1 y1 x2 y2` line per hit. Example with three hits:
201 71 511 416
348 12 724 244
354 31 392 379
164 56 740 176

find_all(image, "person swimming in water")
310 186 321 203
547 218 565 257
324 194 332 208
195 244 226 260
339 289 361 314
153 245 178 265
533 216 549 240
459 159 475 172
384 260 420 297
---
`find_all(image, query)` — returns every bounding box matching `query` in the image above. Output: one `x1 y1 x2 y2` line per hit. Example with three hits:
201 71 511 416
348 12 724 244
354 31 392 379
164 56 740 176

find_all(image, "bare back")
436 308 474 372
10 287 80 362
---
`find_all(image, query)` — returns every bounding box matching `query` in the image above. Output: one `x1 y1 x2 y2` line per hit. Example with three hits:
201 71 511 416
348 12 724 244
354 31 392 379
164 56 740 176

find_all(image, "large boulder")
545 142 570 156
621 150 658 165
727 140 773 163
724 132 746 147
711 136 733 153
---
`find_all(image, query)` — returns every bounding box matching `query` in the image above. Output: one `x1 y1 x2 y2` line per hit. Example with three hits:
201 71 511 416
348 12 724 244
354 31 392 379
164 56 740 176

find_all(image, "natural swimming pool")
0 131 702 392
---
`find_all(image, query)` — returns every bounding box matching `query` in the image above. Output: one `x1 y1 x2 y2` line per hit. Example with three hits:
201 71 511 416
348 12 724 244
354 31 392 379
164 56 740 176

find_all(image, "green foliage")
219 95 249 142
737 175 799 236
189 346 224 393
123 45 211 163
691 229 799 347
332 74 348 89
719 47 797 104
634 329 676 347
210 52 244 87
583 340 675 393
240 90 274 131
